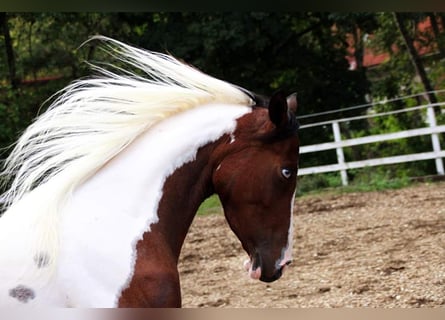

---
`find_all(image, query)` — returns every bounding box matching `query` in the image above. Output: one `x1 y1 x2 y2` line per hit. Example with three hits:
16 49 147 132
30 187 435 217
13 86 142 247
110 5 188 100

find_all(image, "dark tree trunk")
393 12 437 104
353 27 364 70
439 13 445 32
0 12 18 89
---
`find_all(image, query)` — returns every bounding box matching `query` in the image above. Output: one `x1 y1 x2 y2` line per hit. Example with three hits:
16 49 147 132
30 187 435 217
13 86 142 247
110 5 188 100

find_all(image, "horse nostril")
285 260 292 266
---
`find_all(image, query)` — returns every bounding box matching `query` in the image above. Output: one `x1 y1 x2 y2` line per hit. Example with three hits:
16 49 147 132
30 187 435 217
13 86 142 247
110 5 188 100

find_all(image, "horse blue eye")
281 168 292 179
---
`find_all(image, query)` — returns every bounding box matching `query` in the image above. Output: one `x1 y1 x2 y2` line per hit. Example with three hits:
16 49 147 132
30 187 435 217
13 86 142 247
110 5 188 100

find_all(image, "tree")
0 13 18 89
393 12 437 104
329 12 379 70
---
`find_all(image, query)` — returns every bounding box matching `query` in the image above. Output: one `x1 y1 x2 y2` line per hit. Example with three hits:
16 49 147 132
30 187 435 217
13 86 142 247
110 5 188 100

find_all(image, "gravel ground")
178 181 445 307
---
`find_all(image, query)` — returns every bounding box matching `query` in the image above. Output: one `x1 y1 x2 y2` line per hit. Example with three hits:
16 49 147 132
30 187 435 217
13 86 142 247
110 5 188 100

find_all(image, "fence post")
332 121 348 185
426 105 444 175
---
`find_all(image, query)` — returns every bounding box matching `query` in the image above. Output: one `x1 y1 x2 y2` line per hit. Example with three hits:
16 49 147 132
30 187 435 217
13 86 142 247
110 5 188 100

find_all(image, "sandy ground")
178 181 445 307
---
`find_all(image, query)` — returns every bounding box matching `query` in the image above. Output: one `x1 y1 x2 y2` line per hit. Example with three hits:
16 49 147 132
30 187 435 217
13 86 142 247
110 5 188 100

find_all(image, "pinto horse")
0 37 299 307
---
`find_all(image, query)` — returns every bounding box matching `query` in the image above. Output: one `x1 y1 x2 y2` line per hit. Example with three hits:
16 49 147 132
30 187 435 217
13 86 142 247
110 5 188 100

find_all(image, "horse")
0 36 300 307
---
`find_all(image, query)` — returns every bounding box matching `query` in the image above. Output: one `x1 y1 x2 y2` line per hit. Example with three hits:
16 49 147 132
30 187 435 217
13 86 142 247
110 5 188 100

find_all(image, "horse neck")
153 140 220 259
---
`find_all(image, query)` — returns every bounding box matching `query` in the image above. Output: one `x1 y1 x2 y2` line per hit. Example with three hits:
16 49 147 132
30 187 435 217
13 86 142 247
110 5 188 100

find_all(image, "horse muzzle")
244 252 292 283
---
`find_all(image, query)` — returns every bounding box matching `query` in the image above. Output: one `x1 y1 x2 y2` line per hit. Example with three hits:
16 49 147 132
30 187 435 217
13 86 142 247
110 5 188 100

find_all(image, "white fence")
297 100 445 186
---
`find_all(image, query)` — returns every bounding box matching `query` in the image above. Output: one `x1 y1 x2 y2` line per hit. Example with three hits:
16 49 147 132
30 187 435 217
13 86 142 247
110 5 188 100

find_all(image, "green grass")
197 194 223 216
297 167 412 197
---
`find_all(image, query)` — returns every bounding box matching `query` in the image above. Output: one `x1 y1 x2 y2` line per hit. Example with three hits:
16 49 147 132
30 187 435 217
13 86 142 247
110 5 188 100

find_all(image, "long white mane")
0 36 253 211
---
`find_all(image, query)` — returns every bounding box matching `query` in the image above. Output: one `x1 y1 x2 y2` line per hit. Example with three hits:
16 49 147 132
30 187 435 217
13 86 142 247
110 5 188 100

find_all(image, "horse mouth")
244 258 262 280
243 253 290 282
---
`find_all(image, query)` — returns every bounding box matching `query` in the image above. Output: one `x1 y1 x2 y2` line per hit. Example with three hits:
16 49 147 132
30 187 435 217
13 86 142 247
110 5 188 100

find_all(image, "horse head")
212 91 299 282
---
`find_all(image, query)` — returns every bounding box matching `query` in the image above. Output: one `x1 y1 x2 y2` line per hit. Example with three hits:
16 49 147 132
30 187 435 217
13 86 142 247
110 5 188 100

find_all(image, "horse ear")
268 91 289 129
287 93 298 115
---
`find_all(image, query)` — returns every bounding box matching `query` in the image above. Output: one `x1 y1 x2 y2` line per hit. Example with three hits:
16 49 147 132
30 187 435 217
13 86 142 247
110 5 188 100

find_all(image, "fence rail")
297 101 445 186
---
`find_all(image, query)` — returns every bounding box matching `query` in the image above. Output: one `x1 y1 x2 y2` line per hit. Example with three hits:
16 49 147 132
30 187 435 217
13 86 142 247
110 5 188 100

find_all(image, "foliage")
297 172 342 195
0 78 70 152
298 165 411 196
345 166 411 192
4 13 134 80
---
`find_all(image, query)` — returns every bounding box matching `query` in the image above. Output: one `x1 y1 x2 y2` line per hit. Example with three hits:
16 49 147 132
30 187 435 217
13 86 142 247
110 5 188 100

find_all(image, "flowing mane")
1 36 253 211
